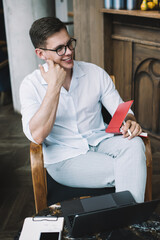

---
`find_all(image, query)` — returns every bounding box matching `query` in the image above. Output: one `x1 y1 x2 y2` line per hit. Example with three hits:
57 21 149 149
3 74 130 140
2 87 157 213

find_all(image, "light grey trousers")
46 136 147 203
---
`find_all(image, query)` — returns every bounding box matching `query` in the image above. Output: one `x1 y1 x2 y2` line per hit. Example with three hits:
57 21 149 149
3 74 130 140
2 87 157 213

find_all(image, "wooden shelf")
100 9 160 19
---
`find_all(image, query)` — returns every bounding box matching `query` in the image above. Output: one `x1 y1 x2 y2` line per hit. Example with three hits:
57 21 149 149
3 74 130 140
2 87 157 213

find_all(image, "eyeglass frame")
39 38 77 56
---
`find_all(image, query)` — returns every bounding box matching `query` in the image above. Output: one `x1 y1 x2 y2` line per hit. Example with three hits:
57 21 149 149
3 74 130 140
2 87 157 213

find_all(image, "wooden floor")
0 103 160 240
0 104 35 240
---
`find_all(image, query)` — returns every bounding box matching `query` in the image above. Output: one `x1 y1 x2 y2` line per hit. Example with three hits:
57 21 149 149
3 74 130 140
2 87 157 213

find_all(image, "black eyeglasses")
39 38 77 56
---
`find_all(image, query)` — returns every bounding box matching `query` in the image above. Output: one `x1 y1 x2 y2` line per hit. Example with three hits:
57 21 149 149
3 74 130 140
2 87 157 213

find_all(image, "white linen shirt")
20 61 132 165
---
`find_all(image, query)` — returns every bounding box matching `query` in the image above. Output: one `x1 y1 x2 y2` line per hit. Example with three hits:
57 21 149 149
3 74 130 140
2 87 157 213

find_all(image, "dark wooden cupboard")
102 10 160 141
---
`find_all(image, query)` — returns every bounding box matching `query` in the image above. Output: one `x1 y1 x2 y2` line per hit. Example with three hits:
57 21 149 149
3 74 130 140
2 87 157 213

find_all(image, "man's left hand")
121 120 142 140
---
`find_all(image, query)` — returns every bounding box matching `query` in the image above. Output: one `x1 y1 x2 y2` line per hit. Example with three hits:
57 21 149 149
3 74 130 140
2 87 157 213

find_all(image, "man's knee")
120 137 146 166
128 137 146 168
130 137 145 153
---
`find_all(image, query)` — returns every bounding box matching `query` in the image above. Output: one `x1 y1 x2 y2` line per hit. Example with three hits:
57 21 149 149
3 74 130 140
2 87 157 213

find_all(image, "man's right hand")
39 59 66 91
29 60 66 144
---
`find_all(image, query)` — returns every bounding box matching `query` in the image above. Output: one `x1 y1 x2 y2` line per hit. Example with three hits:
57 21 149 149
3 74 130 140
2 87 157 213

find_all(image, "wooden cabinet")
102 10 160 140
74 2 160 141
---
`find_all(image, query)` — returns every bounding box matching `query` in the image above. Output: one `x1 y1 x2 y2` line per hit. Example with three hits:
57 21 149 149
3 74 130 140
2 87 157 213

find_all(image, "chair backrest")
110 75 115 85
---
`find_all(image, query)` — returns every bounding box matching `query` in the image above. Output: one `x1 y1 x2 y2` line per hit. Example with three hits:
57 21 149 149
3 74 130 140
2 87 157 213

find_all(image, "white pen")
123 120 132 136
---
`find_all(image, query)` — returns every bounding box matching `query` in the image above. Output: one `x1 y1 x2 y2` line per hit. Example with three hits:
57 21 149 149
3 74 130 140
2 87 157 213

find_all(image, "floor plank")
0 104 35 239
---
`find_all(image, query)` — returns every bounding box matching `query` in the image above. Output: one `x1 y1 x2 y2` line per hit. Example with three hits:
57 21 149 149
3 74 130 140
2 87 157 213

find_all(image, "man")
20 17 146 203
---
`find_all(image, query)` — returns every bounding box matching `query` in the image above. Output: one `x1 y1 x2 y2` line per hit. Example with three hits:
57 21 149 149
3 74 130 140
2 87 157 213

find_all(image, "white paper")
19 217 64 240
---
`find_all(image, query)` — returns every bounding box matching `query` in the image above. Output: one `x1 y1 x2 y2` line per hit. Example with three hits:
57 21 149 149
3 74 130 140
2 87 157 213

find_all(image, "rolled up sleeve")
19 78 40 144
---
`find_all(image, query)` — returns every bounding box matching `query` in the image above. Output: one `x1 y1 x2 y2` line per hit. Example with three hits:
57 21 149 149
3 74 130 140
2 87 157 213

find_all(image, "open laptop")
61 191 160 237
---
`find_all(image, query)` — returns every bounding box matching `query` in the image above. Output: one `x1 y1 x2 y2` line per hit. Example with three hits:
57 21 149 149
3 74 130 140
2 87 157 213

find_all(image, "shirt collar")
72 60 86 79
62 61 87 94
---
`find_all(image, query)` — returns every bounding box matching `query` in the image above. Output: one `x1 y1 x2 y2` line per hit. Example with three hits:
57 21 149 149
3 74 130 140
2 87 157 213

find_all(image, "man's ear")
35 48 46 60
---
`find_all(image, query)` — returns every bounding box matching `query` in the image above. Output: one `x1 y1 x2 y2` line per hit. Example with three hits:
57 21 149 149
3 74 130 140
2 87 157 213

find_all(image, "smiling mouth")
62 57 72 62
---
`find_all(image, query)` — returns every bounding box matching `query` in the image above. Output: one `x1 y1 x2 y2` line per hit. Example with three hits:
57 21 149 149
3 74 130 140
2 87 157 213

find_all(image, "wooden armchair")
29 76 152 213
30 137 152 213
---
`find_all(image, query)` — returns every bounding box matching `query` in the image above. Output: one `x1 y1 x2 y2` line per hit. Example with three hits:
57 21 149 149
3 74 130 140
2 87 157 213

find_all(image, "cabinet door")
113 39 133 102
133 43 160 135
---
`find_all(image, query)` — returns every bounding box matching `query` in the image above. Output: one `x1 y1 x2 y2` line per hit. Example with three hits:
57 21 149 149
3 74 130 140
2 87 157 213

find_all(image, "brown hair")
29 17 67 48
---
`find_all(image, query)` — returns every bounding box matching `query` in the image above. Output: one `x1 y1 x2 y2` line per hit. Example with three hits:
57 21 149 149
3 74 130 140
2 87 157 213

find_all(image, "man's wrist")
125 113 136 122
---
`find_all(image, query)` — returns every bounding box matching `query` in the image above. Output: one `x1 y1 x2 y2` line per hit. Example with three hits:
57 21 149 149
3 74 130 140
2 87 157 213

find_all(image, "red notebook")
106 100 133 134
105 100 147 137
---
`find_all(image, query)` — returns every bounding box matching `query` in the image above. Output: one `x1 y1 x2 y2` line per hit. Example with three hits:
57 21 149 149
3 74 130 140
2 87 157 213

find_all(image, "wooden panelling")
113 39 132 101
135 72 153 129
133 47 160 136
113 22 160 45
104 14 113 74
73 0 104 68
105 13 160 138
133 43 160 78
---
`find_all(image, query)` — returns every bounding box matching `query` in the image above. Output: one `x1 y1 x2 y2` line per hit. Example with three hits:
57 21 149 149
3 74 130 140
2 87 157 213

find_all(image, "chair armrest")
142 137 152 168
30 142 47 213
141 137 152 201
